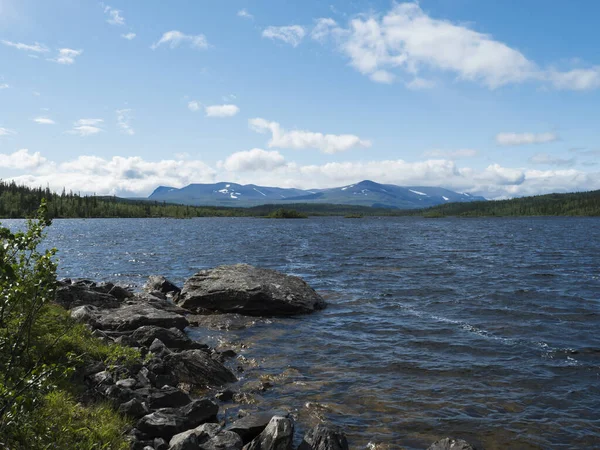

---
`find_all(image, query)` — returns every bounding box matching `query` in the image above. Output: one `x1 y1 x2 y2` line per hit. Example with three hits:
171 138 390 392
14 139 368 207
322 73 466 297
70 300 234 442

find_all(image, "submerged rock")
177 264 326 316
427 438 474 450
297 424 349 450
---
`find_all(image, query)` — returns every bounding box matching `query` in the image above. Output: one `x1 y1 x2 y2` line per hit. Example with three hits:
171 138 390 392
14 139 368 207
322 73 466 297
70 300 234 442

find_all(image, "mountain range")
148 180 486 209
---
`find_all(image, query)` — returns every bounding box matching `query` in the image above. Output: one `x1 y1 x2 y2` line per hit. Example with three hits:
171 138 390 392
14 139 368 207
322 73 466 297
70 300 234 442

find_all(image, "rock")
177 264 326 316
201 430 243 450
168 428 199 450
132 325 199 350
242 416 293 450
91 370 113 386
133 386 191 410
149 338 172 358
227 412 281 444
55 284 121 309
163 350 237 387
133 292 192 315
75 303 189 331
119 398 150 419
215 389 235 402
116 378 138 389
154 437 169 450
145 275 181 295
137 399 219 439
108 285 134 300
137 366 152 387
297 425 348 450
427 438 474 450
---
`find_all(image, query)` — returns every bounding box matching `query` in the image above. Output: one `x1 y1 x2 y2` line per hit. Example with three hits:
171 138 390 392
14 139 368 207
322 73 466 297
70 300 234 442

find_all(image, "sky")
0 0 599 199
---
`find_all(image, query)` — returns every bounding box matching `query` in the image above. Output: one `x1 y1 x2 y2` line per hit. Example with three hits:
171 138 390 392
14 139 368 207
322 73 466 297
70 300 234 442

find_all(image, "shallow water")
4 216 599 449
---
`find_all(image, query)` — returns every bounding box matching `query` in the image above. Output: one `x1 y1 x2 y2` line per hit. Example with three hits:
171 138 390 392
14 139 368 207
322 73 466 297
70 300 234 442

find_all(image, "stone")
149 338 172 358
227 412 281 444
133 386 191 410
170 424 243 450
242 416 293 450
427 438 474 450
177 264 326 316
201 430 243 450
55 284 121 309
108 285 134 300
163 349 237 387
91 370 113 386
168 429 199 450
144 275 182 295
154 438 169 450
119 398 150 419
137 399 219 439
131 325 198 350
116 378 138 389
297 425 349 450
74 303 189 331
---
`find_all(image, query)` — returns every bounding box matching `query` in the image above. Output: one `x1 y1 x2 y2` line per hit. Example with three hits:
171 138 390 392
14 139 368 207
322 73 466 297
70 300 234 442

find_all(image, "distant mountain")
148 180 486 209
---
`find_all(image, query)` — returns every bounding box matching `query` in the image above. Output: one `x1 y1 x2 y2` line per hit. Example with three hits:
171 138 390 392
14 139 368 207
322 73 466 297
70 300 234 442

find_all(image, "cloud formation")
188 100 201 112
33 117 56 125
496 132 559 146
151 31 209 50
0 127 16 136
121 33 136 40
0 149 47 170
237 9 254 20
529 153 575 167
221 149 286 172
310 3 600 90
1 40 49 53
103 5 125 26
205 104 239 118
423 149 478 159
249 118 371 153
116 109 134 135
262 26 306 47
50 48 83 65
67 119 104 137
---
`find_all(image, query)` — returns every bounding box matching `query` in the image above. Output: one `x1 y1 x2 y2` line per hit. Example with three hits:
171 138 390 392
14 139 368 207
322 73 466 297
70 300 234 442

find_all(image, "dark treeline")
416 190 600 217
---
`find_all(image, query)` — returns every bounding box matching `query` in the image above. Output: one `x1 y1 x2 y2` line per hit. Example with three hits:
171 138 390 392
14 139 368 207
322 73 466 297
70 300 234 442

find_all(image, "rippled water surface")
5 216 599 449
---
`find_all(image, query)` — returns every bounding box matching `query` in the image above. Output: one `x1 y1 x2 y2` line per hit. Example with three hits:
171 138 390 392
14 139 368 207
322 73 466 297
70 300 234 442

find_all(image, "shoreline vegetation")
1 180 599 219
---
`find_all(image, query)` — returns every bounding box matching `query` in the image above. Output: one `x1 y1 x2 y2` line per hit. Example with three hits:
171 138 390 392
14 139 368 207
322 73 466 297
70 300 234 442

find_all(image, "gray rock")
427 438 474 450
297 425 348 450
145 275 181 295
116 378 137 389
201 430 243 450
137 399 219 439
132 325 198 350
163 349 237 387
75 303 189 331
108 285 134 300
119 398 150 419
168 428 199 450
133 386 191 410
242 416 293 450
177 264 326 317
227 412 279 444
55 284 121 309
170 424 243 450
149 338 172 358
91 370 113 386
154 438 169 450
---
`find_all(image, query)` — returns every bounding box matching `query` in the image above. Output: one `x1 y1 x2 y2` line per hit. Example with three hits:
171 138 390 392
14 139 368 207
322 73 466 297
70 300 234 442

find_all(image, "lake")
3 216 599 449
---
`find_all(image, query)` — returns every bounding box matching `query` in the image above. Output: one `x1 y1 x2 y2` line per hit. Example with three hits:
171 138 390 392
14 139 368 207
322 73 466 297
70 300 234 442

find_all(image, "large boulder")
144 275 181 295
427 438 474 450
71 303 188 331
227 412 282 444
169 423 243 450
297 425 349 450
133 386 191 410
177 264 326 316
136 399 218 439
131 325 200 350
55 284 122 309
242 416 293 450
162 349 237 387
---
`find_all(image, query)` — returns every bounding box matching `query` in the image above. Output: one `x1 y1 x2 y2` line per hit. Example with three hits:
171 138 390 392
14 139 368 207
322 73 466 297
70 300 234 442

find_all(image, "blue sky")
0 0 599 199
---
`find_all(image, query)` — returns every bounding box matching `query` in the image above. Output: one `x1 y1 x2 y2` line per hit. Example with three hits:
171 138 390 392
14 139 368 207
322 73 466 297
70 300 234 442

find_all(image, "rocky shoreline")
56 264 475 450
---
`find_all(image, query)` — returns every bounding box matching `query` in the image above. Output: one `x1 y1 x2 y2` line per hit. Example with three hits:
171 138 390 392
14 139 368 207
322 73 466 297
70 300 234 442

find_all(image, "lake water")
3 216 599 449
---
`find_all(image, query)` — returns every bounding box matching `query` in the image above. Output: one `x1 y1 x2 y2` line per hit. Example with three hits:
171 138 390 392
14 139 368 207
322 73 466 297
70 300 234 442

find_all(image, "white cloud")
205 104 240 118
312 3 600 91
151 31 209 50
237 9 254 20
222 149 286 172
423 149 478 159
548 67 600 91
529 153 575 167
249 118 371 154
188 100 201 112
1 39 49 53
50 48 83 65
406 77 436 90
496 132 559 146
0 127 16 136
116 109 134 135
67 119 104 137
0 83 9 89
121 33 136 40
0 149 47 170
3 150 600 199
104 5 125 26
262 25 306 47
33 117 56 125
